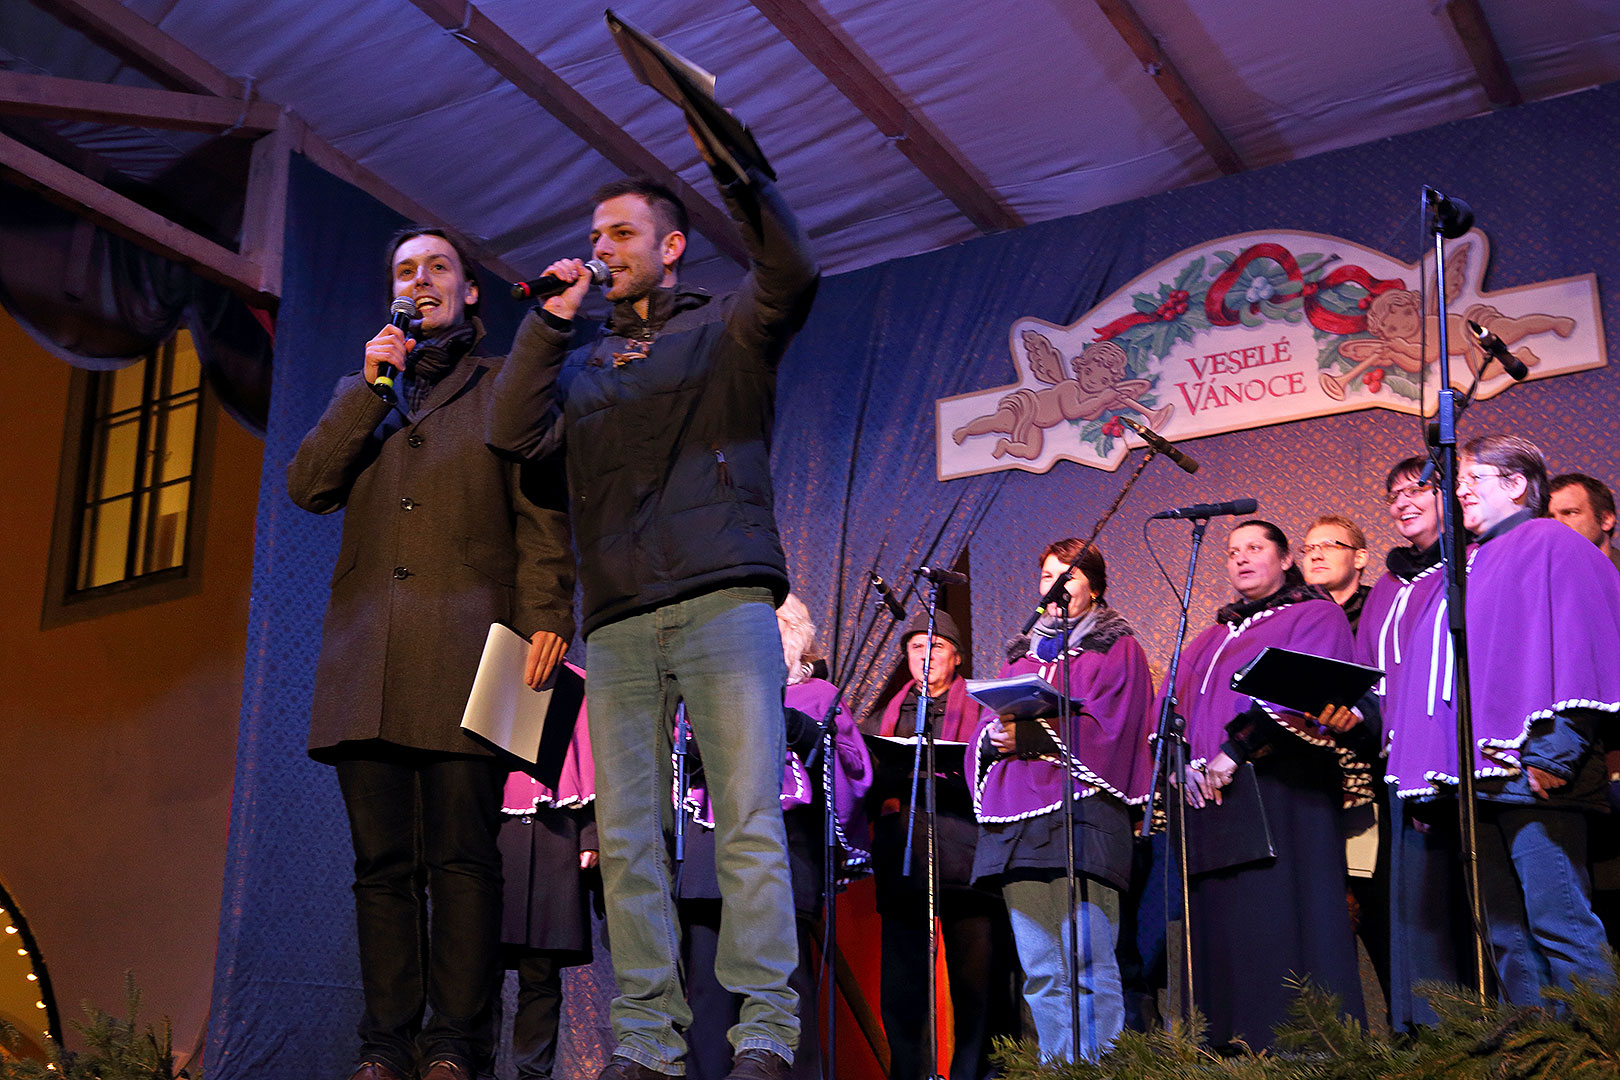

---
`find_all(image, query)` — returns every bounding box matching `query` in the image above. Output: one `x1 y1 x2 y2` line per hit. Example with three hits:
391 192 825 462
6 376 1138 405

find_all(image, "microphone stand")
1140 516 1208 1028
900 581 945 1080
802 584 903 1080
673 702 691 895
1422 186 1490 1001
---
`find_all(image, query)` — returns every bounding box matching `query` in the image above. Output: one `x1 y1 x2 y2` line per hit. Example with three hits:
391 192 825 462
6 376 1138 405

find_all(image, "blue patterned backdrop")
210 81 1620 1079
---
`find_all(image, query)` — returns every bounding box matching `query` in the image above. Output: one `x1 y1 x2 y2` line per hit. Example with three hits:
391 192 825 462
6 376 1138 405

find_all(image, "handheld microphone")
914 565 968 586
1148 497 1259 521
868 572 907 620
1118 415 1199 474
510 258 613 300
1466 320 1529 381
373 296 419 402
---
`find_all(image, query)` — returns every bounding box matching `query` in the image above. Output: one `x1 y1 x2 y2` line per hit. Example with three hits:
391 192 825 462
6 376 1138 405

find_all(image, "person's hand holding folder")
1183 749 1239 807
526 630 567 688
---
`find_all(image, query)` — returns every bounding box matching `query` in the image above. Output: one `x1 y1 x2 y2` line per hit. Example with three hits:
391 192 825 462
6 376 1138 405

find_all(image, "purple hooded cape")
1356 563 1458 797
1463 518 1620 776
1167 596 1373 807
684 677 875 866
503 661 596 813
971 626 1156 823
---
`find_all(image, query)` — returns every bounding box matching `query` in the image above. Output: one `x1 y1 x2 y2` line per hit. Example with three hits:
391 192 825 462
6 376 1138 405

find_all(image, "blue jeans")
1003 875 1123 1063
586 587 799 1071
1476 803 1612 1006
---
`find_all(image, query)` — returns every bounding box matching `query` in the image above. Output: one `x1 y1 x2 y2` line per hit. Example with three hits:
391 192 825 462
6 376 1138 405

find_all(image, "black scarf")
402 322 476 414
1215 580 1329 626
1385 540 1442 582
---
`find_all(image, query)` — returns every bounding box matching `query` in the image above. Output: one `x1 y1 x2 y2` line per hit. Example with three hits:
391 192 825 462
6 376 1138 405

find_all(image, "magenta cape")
1356 564 1458 797
502 661 596 812
875 674 976 740
685 678 875 864
971 635 1156 821
1463 518 1620 776
1165 597 1373 807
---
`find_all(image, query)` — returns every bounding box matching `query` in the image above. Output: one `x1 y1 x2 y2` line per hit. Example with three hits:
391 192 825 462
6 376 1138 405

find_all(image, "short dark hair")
1462 434 1549 515
1551 473 1617 535
386 225 481 318
1039 538 1108 605
1232 519 1305 588
592 177 688 266
1386 454 1429 492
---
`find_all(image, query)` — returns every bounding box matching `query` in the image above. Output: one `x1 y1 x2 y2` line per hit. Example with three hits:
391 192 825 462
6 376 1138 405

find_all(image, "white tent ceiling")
5 0 1620 295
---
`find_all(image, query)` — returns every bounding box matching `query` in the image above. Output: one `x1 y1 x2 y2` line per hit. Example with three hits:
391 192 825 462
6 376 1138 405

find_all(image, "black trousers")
335 752 506 1075
879 887 1020 1080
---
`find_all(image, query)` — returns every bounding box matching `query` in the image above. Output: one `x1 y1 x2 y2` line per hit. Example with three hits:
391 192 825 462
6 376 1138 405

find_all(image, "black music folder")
605 9 776 182
1229 646 1382 718
1182 762 1275 877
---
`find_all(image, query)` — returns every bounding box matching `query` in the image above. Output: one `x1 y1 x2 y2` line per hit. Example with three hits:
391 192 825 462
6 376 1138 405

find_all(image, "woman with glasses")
1333 455 1467 1031
1162 519 1368 1051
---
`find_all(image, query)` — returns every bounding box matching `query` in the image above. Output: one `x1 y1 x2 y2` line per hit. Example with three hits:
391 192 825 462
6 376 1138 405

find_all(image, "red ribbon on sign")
1204 243 1404 336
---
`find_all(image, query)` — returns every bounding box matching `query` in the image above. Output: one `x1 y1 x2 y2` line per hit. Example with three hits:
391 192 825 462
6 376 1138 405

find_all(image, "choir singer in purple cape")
970 539 1156 1061
1161 520 1369 1051
1450 434 1620 1005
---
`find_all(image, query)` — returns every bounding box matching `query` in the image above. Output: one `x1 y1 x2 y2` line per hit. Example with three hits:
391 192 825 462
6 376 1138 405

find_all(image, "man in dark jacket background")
288 227 575 1080
489 150 819 1080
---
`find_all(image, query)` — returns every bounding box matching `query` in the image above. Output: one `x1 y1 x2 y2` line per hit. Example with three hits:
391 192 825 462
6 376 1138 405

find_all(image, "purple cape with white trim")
971 634 1156 821
502 661 596 812
1465 517 1620 775
1167 596 1372 807
1356 564 1457 798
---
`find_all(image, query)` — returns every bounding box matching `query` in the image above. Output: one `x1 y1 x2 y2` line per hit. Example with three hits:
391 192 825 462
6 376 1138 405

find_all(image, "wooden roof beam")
1445 0 1522 108
0 130 271 303
748 0 1022 233
1093 0 1244 176
0 70 280 133
406 0 749 267
40 0 521 282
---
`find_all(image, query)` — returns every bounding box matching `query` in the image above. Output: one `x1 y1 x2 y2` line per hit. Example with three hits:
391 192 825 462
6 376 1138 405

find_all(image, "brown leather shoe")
347 1063 404 1080
725 1049 792 1080
596 1057 675 1080
420 1062 472 1080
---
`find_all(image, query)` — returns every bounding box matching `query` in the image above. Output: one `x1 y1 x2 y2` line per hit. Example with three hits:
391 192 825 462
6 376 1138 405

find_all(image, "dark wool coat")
288 344 575 760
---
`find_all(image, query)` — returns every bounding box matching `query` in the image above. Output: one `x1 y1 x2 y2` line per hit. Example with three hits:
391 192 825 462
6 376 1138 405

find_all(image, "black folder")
966 673 1080 720
605 9 776 182
1181 762 1276 877
1229 646 1382 718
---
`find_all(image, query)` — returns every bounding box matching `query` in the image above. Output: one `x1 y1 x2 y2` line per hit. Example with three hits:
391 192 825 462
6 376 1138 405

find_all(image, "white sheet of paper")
461 623 552 763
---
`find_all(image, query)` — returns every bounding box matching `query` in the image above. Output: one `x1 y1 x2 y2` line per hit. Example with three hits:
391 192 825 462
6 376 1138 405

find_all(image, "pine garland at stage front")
993 966 1620 1080
0 973 184 1080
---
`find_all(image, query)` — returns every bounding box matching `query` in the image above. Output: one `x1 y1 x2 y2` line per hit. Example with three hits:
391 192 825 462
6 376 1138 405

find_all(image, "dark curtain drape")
0 179 274 433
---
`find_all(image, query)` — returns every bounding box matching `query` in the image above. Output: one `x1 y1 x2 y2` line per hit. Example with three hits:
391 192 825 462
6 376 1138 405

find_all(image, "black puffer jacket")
490 170 819 635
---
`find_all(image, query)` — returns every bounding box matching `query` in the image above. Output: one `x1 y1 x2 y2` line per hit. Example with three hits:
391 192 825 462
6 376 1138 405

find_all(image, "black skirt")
498 804 596 962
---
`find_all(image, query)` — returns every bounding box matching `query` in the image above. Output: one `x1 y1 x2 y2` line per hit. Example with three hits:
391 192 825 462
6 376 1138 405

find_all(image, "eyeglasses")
1458 468 1507 489
1385 480 1434 505
1299 539 1361 556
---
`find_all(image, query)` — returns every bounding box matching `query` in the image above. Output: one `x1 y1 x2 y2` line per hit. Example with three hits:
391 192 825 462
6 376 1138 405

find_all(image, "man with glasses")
1300 515 1372 631
1453 434 1620 1004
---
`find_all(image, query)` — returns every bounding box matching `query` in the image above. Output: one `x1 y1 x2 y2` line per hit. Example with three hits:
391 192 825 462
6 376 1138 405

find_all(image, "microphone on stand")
1148 497 1259 521
914 565 968 586
509 258 613 300
1466 320 1529 381
868 572 907 620
1118 416 1199 474
1425 187 1475 240
372 296 419 403
1020 566 1075 634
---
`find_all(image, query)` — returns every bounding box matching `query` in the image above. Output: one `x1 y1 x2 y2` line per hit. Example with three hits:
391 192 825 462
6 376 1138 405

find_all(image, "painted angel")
952 333 1173 460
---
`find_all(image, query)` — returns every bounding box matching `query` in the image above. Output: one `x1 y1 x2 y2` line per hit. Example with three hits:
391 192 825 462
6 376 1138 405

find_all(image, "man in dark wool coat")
488 140 818 1080
287 227 575 1080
